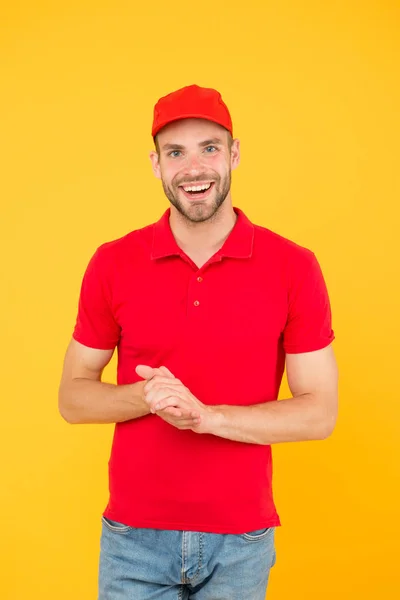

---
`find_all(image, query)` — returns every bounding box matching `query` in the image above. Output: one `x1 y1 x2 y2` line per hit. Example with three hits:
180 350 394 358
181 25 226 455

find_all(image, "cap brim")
153 113 232 138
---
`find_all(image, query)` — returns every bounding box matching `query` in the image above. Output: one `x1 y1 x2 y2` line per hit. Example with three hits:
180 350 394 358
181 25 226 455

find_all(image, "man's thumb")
135 365 157 380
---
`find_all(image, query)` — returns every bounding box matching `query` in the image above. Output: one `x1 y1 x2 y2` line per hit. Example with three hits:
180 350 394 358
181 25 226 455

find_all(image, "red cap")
152 84 233 138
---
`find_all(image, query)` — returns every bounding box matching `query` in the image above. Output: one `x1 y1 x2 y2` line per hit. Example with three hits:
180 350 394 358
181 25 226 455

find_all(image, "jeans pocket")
101 516 131 534
241 527 274 541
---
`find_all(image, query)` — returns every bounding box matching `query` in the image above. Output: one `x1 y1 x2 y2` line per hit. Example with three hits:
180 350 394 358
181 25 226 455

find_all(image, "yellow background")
1 1 399 598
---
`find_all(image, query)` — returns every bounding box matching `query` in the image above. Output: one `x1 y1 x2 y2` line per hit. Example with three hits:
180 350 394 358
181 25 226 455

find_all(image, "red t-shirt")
72 206 334 534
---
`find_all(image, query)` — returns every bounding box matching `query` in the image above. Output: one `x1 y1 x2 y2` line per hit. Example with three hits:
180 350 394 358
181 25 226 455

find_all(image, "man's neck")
169 202 237 257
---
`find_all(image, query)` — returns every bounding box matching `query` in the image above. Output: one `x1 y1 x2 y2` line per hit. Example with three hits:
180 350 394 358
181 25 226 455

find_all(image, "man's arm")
207 344 338 445
58 338 150 424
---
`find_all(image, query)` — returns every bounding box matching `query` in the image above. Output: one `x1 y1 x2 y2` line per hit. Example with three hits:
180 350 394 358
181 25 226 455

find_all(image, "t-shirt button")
197 277 203 282
194 300 200 307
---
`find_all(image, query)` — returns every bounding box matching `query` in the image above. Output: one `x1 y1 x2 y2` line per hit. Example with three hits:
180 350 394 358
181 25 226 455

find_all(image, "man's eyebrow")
161 143 185 151
199 138 224 147
161 138 224 151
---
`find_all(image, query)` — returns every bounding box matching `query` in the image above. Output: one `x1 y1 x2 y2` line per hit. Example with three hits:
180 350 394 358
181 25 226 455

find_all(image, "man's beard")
161 171 231 223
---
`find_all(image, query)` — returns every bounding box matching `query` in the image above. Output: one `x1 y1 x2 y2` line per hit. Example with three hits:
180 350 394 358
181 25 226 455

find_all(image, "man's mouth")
178 181 215 200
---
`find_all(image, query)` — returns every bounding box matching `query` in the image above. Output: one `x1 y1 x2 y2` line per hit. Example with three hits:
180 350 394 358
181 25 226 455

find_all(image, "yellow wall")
1 1 399 598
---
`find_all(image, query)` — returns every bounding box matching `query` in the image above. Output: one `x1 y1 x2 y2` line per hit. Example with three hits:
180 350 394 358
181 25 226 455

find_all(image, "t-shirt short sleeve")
283 250 335 354
72 247 121 350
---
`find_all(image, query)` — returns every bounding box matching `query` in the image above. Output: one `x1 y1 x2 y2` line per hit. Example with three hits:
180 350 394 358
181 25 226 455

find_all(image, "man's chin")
174 199 219 223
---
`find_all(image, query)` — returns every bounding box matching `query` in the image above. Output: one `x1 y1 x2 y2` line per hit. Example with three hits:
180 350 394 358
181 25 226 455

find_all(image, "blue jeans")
98 516 276 599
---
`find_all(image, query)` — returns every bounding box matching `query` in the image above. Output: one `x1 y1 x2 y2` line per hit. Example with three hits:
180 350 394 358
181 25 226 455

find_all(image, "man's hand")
135 365 215 433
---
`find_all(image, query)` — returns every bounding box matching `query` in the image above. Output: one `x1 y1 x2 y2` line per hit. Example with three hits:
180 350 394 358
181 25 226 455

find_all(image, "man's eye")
168 150 182 157
205 146 217 153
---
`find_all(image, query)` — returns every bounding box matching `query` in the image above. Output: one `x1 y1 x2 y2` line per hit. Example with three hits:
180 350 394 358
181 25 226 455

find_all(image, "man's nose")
186 153 203 173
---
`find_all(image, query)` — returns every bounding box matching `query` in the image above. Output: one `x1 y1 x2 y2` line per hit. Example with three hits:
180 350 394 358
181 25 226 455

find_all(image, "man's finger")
149 391 186 413
160 406 183 417
144 376 183 393
159 365 175 378
146 386 186 407
156 408 200 429
161 406 197 418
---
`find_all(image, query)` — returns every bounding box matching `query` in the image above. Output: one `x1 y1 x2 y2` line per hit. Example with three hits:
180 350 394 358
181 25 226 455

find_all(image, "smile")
179 182 215 200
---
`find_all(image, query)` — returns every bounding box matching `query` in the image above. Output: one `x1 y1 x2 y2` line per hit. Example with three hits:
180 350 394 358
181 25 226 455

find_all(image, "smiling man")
58 84 338 600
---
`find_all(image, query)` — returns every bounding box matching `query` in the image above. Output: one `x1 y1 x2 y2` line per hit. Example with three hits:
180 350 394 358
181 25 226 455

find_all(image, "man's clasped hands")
135 364 215 434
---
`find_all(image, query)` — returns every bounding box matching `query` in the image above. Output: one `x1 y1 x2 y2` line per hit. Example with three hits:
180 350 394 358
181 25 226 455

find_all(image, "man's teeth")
183 183 211 192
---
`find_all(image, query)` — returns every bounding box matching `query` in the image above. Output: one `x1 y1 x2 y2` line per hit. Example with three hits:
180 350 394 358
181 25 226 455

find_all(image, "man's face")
150 119 240 223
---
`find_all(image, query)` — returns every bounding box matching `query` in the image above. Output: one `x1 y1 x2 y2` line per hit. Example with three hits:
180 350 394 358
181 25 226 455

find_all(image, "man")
59 84 338 600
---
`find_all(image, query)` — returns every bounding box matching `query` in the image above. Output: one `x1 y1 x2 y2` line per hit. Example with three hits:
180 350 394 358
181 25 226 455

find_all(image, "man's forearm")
58 379 150 424
207 393 337 445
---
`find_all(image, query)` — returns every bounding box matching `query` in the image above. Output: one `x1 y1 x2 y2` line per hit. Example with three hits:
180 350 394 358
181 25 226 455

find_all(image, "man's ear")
230 138 240 171
149 150 161 179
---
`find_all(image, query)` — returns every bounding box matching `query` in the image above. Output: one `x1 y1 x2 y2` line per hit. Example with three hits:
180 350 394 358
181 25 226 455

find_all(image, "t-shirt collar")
151 206 255 261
